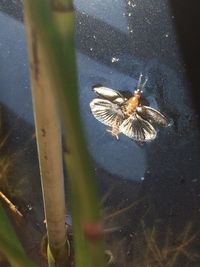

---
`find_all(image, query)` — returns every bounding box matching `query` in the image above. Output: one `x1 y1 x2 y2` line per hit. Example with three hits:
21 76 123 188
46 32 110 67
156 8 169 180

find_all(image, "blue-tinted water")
0 1 200 266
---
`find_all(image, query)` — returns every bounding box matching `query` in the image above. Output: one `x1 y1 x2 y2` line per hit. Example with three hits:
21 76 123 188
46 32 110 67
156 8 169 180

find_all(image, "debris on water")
111 57 119 63
128 1 136 8
127 26 133 33
26 203 33 211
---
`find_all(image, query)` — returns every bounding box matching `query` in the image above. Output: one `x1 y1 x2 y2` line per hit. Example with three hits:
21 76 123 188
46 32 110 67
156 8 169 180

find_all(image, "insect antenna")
135 73 148 93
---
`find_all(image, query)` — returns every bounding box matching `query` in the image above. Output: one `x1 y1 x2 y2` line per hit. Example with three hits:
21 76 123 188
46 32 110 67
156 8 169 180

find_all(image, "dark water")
0 1 200 266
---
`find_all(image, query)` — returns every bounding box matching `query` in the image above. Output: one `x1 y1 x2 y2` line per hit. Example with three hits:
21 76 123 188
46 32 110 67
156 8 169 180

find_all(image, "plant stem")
23 2 68 266
23 1 106 266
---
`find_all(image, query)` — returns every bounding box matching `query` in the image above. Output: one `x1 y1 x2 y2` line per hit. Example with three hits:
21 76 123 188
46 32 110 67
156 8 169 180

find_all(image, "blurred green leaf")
0 203 37 267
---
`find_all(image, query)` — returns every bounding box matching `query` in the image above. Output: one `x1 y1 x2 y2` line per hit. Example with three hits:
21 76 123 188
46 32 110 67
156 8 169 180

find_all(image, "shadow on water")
0 0 200 266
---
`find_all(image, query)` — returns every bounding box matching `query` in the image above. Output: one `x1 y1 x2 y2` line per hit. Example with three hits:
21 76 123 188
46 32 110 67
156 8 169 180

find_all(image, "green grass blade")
0 203 37 267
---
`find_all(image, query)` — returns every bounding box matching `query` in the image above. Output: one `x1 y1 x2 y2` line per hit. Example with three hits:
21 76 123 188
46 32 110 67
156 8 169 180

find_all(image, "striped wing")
90 98 125 127
136 106 168 127
92 86 127 104
119 113 157 141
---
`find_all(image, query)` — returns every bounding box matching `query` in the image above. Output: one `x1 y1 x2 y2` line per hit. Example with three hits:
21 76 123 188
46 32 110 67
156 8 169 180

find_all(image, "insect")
90 74 169 141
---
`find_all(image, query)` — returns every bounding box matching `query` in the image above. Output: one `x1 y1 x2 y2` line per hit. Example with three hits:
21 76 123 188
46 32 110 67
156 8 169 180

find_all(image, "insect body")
122 90 140 116
90 75 169 141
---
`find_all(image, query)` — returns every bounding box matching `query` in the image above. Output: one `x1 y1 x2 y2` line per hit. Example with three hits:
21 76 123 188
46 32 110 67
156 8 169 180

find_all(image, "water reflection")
0 12 33 124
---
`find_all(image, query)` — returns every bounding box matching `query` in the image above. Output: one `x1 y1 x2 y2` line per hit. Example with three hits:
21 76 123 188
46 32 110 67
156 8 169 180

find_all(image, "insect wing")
119 113 157 141
136 106 168 127
92 86 126 104
90 98 125 127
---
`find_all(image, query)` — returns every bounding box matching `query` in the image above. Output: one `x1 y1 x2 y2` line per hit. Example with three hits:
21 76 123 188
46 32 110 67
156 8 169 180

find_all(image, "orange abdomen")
125 94 140 115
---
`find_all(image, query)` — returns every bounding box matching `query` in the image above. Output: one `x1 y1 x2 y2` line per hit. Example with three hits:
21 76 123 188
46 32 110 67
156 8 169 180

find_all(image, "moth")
90 74 169 141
